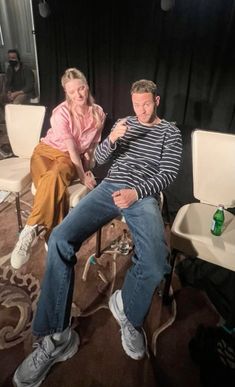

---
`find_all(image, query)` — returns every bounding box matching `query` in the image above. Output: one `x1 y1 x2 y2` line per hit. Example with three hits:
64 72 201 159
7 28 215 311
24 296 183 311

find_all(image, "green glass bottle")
211 205 224 236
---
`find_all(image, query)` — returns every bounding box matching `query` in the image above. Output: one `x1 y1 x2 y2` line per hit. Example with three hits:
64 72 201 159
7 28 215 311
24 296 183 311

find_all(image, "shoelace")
124 322 149 357
125 321 139 338
31 341 52 369
18 230 36 253
217 339 235 369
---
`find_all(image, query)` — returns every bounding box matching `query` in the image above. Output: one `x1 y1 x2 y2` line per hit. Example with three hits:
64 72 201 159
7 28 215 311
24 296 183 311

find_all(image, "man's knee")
47 225 76 264
48 222 65 244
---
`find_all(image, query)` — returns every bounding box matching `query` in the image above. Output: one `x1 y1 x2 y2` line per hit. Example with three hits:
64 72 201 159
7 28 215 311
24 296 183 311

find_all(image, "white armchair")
164 129 235 302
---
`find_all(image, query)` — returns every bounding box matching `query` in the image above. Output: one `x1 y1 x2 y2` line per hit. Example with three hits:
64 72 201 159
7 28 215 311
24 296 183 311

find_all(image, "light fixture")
161 0 175 12
38 0 51 18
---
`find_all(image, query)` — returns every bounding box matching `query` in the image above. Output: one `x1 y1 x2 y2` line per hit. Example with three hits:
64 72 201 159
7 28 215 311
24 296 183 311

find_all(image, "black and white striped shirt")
95 116 182 199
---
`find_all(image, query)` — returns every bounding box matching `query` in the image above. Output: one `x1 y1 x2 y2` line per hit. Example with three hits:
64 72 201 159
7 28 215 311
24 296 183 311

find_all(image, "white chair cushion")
0 158 31 192
68 181 89 208
31 179 89 208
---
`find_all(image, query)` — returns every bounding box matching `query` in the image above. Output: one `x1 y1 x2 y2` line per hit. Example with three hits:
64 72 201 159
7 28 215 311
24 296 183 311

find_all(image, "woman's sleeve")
50 105 73 141
92 105 106 143
89 105 106 144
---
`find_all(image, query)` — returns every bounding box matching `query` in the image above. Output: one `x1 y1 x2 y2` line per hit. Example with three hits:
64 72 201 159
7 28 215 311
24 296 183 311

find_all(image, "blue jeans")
33 181 170 336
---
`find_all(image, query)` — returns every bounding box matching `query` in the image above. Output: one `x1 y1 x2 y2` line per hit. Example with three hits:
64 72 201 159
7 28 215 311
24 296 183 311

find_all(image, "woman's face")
65 78 88 106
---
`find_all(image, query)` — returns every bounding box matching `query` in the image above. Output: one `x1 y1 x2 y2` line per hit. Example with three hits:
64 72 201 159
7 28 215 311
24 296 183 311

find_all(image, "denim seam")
53 263 69 331
124 236 144 327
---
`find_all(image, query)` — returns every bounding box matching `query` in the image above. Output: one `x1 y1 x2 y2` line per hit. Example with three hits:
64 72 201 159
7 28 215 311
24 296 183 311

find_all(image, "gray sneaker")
11 225 39 269
109 289 146 360
13 329 79 387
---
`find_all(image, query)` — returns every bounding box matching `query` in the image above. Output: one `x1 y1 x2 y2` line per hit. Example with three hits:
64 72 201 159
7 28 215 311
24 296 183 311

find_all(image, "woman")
11 68 105 270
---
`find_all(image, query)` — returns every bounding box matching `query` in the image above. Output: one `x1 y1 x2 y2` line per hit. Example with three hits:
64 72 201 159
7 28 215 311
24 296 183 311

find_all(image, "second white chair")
0 104 46 231
163 129 235 303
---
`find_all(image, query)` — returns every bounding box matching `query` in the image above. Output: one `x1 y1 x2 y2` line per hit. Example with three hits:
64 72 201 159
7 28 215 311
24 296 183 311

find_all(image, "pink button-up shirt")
41 101 105 154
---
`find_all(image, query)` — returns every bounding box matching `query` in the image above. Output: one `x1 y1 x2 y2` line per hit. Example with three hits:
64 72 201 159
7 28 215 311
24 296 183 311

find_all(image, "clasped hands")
7 91 21 102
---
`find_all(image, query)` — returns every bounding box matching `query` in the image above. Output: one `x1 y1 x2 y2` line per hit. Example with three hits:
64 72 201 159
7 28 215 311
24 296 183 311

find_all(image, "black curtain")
33 0 235 132
32 0 235 213
32 0 235 325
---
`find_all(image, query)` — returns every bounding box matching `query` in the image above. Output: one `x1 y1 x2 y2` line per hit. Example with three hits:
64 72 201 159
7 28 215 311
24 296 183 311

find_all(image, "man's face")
8 52 19 68
132 92 160 125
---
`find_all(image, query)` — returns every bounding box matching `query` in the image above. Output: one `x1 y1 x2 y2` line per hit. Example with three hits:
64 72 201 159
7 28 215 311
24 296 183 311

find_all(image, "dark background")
32 0 235 215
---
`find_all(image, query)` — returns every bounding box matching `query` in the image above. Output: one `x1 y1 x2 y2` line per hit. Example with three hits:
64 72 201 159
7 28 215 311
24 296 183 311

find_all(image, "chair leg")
15 193 23 232
162 192 171 225
95 227 102 258
163 248 178 305
223 272 235 331
82 227 102 282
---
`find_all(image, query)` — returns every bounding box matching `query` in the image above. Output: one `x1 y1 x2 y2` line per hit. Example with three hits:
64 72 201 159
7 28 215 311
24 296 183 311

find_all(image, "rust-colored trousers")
27 142 77 238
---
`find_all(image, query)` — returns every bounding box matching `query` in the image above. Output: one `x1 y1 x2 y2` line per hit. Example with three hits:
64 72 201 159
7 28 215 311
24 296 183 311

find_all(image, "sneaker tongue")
43 336 56 353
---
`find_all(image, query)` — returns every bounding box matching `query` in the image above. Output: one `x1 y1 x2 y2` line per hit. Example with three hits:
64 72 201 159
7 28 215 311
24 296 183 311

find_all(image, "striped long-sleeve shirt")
94 116 182 199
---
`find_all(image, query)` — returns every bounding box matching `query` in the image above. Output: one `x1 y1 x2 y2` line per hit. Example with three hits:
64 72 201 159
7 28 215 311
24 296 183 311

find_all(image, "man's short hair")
131 79 157 96
8 49 21 62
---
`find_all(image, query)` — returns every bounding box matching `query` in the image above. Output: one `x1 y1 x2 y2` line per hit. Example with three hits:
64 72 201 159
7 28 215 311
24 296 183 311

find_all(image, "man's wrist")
109 135 117 149
109 133 115 144
132 188 139 201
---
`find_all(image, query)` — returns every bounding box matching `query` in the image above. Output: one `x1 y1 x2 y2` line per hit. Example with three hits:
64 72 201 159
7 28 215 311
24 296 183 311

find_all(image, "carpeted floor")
0 189 221 387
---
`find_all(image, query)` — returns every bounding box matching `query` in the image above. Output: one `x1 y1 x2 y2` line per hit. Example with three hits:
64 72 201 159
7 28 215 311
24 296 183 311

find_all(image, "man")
0 49 36 158
13 79 182 387
4 48 35 104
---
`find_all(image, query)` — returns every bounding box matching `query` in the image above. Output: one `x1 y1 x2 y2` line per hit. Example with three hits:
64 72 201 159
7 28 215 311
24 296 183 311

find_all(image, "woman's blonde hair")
61 68 102 128
61 68 94 105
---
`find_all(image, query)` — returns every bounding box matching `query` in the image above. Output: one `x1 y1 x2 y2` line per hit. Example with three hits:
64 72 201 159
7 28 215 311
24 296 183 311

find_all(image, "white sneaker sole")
11 251 31 270
109 292 145 360
12 331 80 387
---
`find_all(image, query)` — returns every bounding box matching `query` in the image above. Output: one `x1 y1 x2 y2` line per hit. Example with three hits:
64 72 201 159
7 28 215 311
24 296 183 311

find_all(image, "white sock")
117 290 124 311
25 224 37 229
52 326 70 342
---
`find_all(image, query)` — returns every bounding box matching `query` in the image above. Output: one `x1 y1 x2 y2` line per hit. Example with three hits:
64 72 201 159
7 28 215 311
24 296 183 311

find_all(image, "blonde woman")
11 68 105 269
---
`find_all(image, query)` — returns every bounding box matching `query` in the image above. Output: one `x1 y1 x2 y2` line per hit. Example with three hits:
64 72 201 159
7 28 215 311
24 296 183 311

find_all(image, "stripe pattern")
95 116 182 199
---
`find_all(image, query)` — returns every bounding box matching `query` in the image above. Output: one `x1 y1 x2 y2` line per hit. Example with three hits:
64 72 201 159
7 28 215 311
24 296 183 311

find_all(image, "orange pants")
27 142 77 238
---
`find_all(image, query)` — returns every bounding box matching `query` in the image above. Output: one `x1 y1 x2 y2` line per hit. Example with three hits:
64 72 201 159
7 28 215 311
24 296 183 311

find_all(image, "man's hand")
109 118 128 144
112 188 138 208
7 91 13 102
7 91 23 102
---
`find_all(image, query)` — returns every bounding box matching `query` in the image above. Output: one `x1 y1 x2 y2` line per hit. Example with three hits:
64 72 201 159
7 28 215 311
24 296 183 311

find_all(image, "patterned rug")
0 190 176 355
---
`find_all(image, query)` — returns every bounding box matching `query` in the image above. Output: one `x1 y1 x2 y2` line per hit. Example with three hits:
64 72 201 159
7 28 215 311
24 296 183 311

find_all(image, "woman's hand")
83 146 96 171
82 171 97 190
